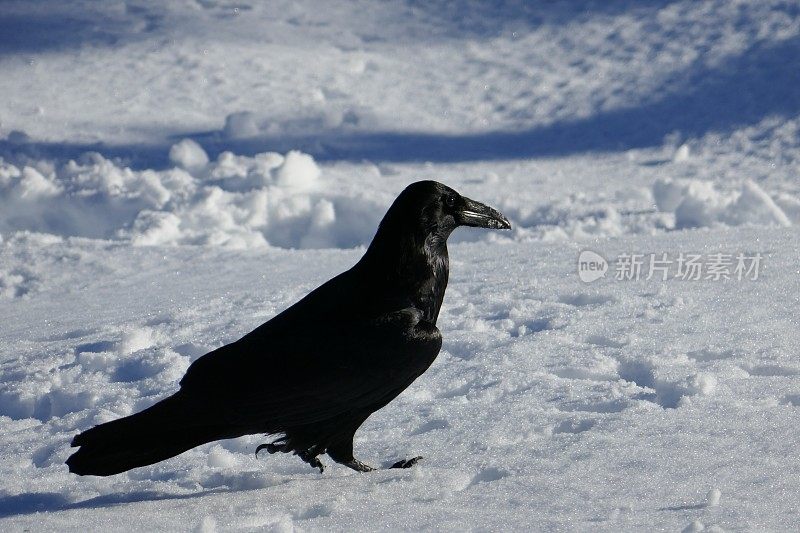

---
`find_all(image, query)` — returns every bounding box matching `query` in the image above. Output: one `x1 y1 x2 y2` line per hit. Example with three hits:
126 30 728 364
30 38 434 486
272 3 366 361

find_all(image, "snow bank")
0 147 384 249
653 178 794 229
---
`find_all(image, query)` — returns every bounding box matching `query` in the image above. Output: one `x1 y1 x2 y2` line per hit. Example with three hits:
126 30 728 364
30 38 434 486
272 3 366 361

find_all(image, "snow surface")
1 1 800 531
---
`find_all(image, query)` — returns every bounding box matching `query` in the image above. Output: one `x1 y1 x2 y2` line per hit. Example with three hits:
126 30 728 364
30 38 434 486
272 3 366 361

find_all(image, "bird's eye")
444 195 456 208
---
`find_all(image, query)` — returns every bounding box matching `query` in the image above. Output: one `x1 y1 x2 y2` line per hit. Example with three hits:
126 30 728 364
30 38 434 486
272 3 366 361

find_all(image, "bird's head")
366 181 511 262
391 180 511 238
360 181 511 315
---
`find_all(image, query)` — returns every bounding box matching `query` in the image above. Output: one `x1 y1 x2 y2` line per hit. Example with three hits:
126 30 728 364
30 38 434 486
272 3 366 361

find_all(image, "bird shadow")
0 486 238 519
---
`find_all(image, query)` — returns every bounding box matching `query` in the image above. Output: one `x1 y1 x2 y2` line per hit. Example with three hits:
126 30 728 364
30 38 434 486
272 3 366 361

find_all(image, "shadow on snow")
1 32 798 168
0 487 234 519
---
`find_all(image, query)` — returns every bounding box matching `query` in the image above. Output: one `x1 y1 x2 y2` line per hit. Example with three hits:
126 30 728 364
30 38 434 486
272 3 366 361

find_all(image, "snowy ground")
1 1 799 531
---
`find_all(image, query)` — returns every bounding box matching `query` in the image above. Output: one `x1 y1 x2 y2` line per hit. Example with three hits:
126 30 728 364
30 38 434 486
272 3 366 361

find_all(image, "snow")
2 229 799 531
169 139 210 172
223 112 260 140
706 489 722 508
1 0 800 531
0 149 383 249
653 177 794 230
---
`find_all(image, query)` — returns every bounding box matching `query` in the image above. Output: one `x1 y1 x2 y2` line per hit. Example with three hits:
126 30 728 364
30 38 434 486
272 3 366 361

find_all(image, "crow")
66 180 511 476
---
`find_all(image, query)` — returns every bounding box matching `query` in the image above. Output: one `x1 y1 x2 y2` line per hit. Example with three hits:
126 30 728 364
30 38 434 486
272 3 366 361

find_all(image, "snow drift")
0 145 384 249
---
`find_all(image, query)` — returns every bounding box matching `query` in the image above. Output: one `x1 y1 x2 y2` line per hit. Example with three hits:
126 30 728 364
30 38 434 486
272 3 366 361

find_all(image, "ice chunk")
223 111 260 139
653 178 791 229
18 167 62 199
724 180 791 227
169 139 210 172
131 211 182 246
682 520 705 533
673 143 691 163
274 150 321 191
706 488 721 507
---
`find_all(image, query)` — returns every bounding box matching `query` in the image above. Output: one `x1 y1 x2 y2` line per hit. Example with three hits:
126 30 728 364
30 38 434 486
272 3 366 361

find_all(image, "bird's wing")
181 308 442 429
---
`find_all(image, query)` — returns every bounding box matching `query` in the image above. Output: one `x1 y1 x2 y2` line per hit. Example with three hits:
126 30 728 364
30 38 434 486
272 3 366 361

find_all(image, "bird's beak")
457 196 512 230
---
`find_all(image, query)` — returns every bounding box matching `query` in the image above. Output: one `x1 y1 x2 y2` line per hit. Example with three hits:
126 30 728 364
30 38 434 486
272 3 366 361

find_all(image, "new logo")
578 250 608 283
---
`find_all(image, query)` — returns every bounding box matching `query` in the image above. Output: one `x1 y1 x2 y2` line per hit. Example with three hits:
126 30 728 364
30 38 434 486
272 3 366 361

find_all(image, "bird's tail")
66 391 224 476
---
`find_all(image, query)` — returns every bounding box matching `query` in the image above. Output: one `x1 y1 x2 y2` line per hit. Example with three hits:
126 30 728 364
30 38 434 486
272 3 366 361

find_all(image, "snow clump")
653 178 793 229
168 139 210 172
223 111 260 139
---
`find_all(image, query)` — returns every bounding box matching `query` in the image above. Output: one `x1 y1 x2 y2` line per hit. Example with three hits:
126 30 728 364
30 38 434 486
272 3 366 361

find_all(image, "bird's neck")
358 228 450 324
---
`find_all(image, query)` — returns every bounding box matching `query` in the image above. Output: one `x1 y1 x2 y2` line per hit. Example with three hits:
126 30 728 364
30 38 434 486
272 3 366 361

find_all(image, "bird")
66 180 511 476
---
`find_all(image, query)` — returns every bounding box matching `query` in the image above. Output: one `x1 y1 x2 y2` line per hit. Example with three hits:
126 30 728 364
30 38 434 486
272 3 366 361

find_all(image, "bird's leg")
390 456 423 469
327 439 375 472
297 449 325 473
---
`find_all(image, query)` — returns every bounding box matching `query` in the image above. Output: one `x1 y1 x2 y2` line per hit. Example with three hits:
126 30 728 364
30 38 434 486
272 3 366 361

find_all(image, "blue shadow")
405 0 682 39
0 4 162 58
0 489 225 518
0 1 680 57
1 35 798 167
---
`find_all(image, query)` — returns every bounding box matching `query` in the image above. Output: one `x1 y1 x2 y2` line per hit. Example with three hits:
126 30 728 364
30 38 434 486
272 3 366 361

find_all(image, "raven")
66 180 511 476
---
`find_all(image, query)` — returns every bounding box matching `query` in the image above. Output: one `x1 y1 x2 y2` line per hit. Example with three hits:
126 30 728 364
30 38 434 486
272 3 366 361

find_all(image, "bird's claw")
298 450 325 473
342 459 375 472
309 457 325 473
255 442 284 457
390 456 423 469
255 442 324 472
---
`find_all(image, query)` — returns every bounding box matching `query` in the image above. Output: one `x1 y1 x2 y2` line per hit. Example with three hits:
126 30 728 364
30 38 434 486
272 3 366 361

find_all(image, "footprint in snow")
551 419 596 435
511 317 562 337
438 378 501 399
470 467 508 486
557 399 629 414
687 348 737 362
296 503 334 520
585 334 628 349
558 293 614 307
742 364 800 377
617 359 716 409
780 394 800 406
74 340 117 354
550 366 617 382
410 419 449 436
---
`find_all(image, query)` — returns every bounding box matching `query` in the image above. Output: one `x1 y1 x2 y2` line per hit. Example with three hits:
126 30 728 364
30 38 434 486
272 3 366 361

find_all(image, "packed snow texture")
1 0 800 531
2 230 799 532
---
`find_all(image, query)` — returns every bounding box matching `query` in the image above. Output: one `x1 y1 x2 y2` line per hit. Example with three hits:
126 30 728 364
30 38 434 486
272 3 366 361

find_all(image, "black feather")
66 180 510 476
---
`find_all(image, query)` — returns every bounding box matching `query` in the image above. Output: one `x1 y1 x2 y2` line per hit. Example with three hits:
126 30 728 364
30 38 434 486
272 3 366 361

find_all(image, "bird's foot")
298 450 325 473
341 459 375 472
390 456 423 469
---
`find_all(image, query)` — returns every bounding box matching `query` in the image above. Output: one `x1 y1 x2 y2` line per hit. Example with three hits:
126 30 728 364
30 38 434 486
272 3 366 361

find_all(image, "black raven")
66 180 511 476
